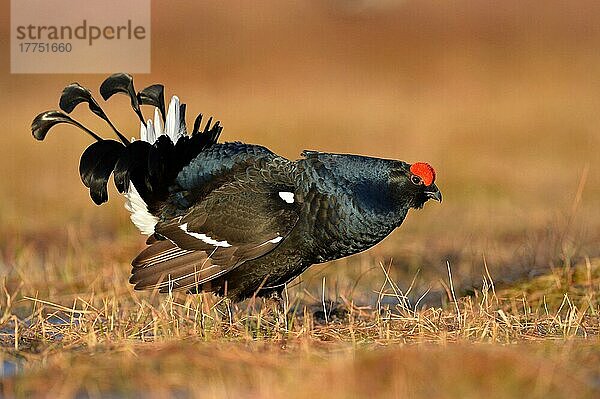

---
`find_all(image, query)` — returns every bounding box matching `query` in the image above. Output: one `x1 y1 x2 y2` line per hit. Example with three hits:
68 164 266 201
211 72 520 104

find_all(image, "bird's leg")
263 290 288 330
266 290 284 310
212 296 234 326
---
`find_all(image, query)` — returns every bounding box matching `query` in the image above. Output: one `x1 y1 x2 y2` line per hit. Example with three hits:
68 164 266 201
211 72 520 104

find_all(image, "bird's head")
390 161 442 209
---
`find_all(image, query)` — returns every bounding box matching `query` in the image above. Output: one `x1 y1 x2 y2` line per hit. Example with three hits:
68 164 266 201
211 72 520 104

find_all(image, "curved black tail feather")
99 73 147 126
59 83 129 144
32 110 104 142
137 84 166 122
31 73 223 209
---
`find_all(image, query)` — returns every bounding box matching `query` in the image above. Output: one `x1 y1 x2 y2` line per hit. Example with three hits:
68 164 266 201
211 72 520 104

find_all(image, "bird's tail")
31 73 223 224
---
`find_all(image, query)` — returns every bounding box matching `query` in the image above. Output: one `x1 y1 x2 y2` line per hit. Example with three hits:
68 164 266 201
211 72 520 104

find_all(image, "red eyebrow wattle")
410 162 436 186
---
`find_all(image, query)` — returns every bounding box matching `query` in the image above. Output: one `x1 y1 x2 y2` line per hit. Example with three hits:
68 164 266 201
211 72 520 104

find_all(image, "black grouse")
32 74 442 302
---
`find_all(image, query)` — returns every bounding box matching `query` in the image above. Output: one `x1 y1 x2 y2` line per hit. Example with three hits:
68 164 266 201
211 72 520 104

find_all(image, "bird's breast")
296 188 405 263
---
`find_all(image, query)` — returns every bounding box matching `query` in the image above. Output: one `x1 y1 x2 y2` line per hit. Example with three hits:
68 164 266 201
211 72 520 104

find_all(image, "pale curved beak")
425 185 442 203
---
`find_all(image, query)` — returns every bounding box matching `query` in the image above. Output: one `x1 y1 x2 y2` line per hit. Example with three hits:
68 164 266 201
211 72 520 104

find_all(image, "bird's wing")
129 162 300 292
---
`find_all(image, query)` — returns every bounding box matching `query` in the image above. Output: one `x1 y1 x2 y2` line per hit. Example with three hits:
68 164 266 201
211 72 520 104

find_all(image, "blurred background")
1 0 599 303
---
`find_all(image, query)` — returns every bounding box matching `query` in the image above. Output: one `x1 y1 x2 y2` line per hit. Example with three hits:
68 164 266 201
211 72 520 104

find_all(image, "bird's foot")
263 291 291 331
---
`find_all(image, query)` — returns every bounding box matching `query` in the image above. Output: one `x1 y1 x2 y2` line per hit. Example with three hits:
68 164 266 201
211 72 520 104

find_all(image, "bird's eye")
411 175 423 185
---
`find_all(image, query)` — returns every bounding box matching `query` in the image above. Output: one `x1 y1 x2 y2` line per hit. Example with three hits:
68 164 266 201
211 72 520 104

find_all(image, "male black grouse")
32 74 442 302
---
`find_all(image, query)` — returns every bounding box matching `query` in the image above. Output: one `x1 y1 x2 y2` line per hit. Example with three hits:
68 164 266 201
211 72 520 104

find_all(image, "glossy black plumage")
32 74 442 302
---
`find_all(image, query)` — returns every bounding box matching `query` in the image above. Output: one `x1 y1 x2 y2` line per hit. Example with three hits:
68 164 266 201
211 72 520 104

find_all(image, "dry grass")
1 232 599 397
2 0 600 397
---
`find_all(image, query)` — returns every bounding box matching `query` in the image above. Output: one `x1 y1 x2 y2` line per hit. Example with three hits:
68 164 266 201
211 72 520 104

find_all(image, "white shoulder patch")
179 223 232 247
278 191 294 204
124 184 158 235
